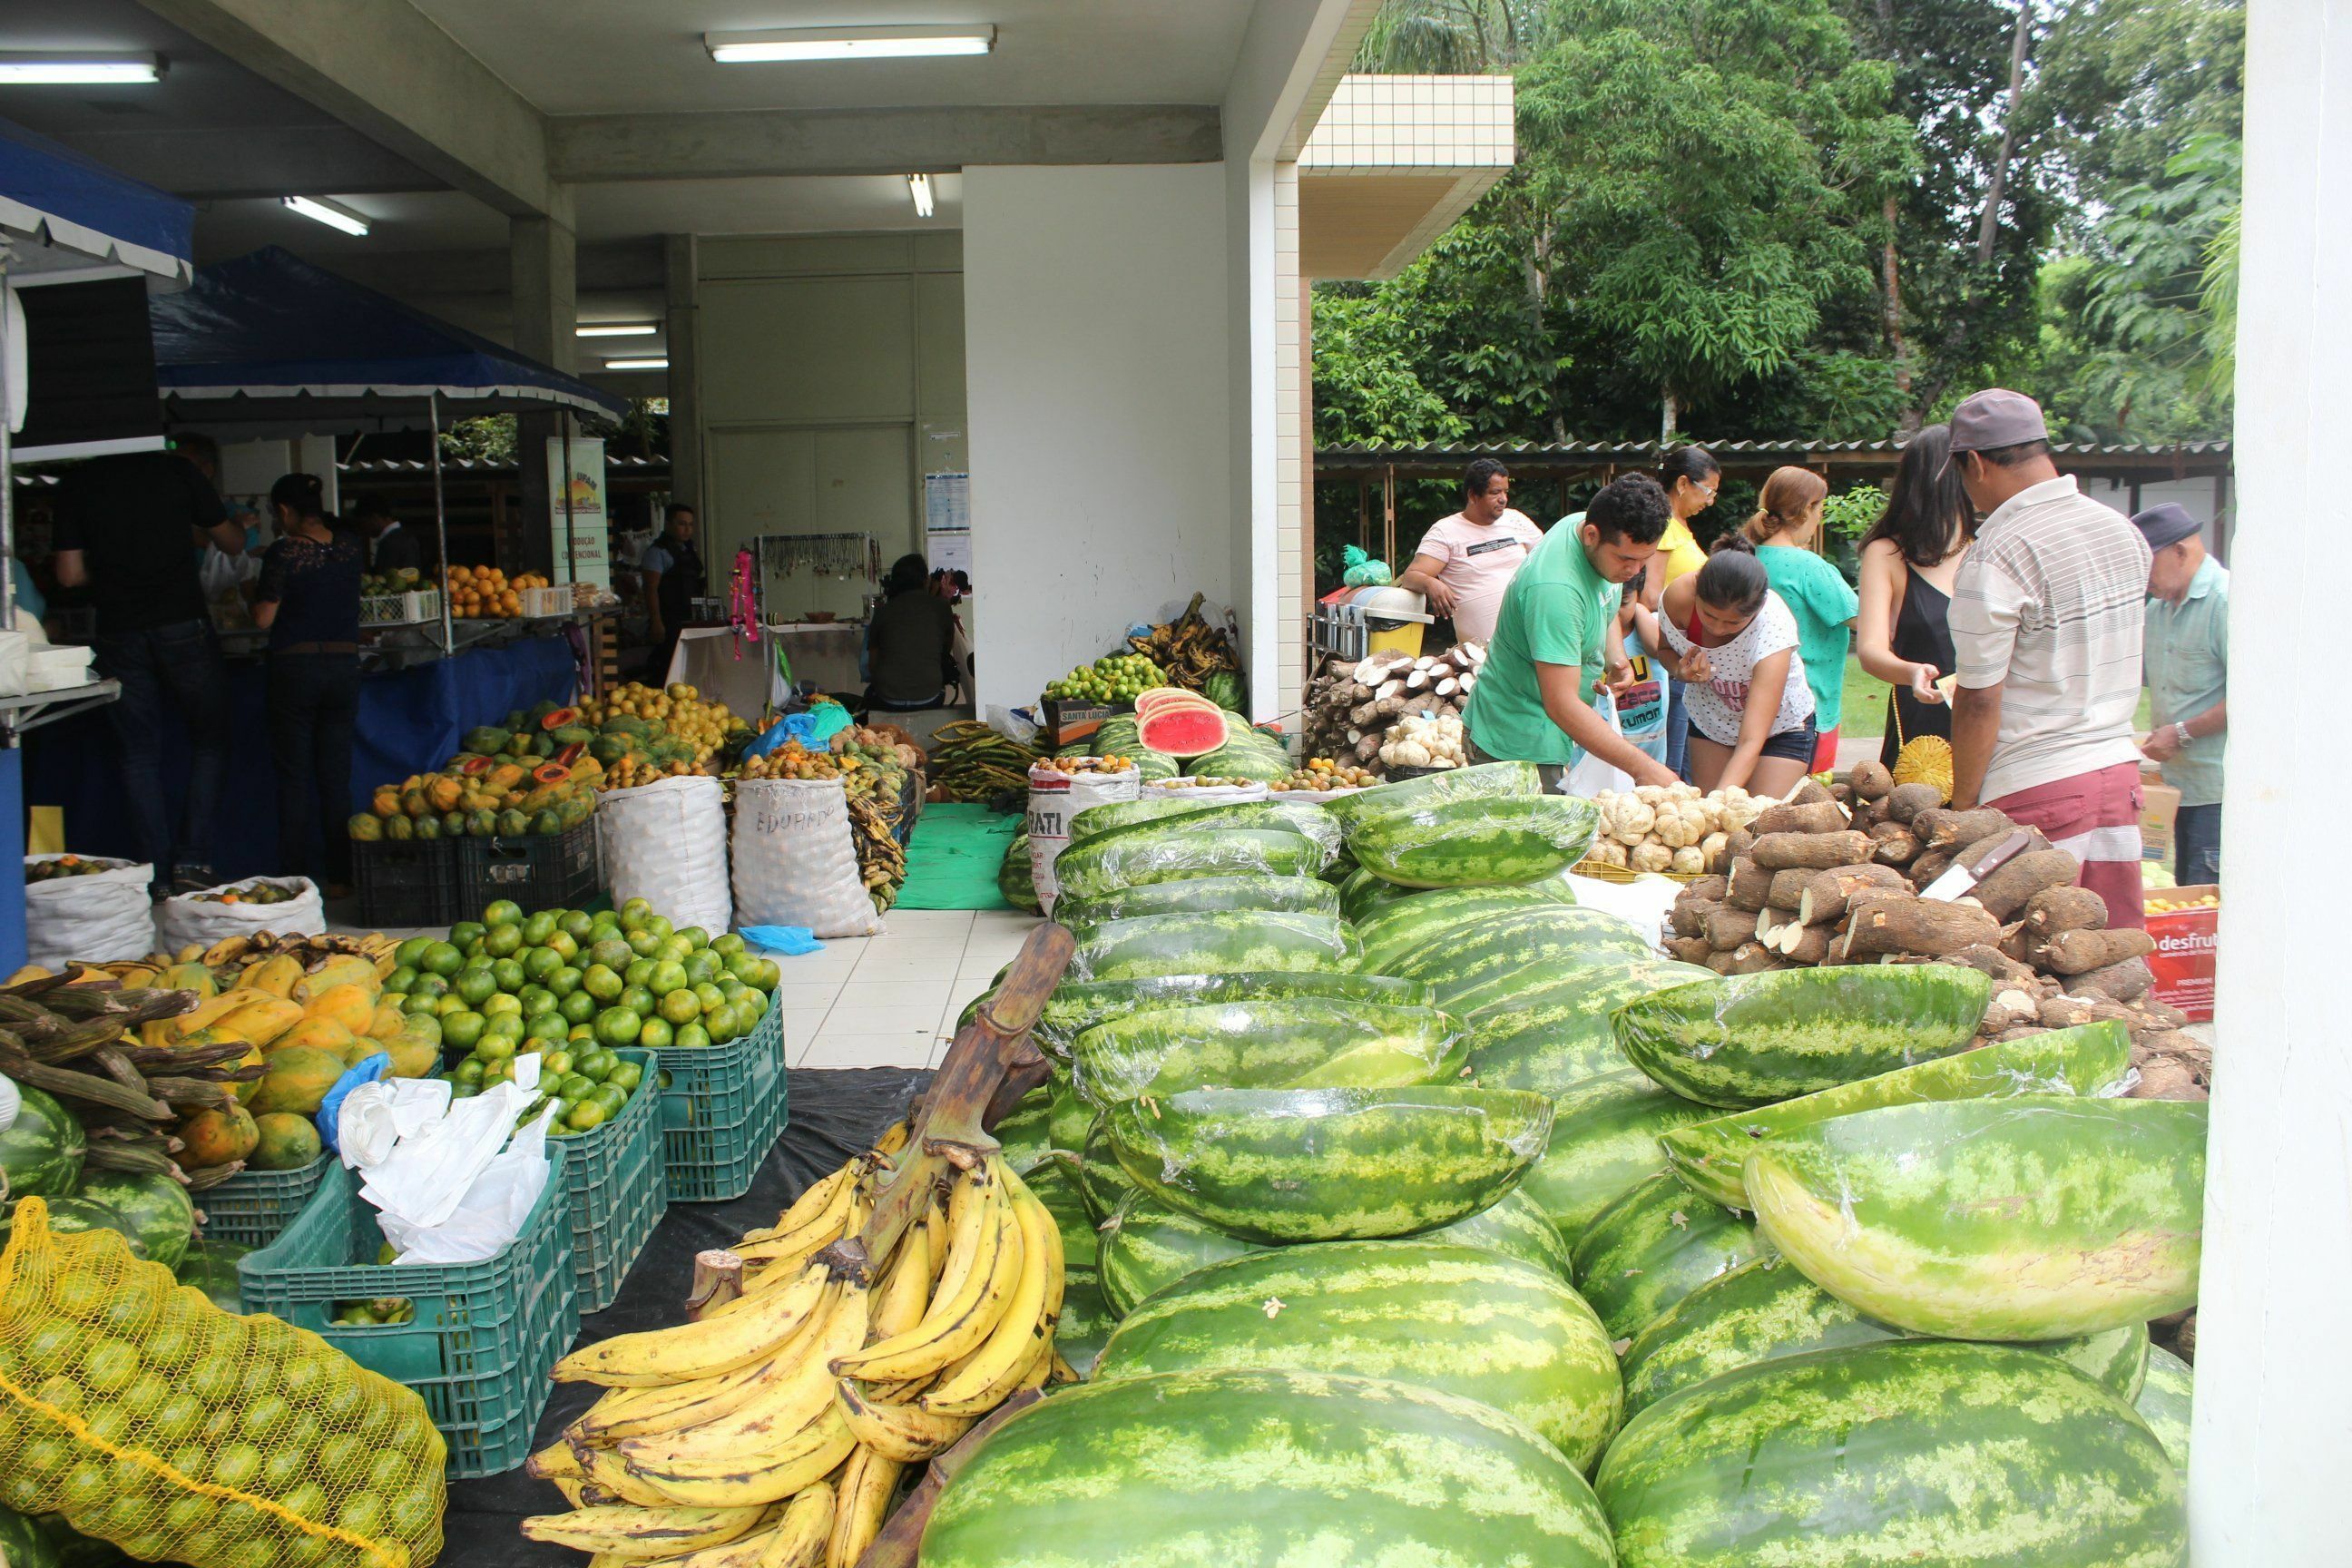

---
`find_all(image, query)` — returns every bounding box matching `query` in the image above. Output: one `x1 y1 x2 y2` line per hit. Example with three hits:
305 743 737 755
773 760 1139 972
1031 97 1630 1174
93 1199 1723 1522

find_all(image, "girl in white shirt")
1636 535 1818 796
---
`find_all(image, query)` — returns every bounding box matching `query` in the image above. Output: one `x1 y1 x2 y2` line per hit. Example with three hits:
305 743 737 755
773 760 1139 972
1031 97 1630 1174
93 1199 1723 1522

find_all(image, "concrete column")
2188 0 2352 1557
1273 159 1308 729
663 234 704 515
511 212 577 576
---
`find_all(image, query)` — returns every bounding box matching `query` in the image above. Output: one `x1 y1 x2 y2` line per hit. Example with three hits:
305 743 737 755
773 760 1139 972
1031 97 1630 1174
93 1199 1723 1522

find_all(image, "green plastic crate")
197 1154 331 1249
652 1001 789 1202
554 1047 666 1312
238 1145 577 1478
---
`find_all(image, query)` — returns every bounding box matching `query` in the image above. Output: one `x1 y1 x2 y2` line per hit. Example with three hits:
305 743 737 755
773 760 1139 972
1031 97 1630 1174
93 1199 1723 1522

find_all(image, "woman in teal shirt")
1744 466 1857 771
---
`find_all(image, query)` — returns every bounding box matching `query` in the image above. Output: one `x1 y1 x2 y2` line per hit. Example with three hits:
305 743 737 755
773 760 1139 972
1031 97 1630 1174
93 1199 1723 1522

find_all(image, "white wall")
962 164 1232 713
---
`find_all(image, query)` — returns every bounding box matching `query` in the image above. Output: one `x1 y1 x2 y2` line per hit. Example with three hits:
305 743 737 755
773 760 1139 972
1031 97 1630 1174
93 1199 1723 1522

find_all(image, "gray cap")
2132 503 2201 551
1949 388 2050 453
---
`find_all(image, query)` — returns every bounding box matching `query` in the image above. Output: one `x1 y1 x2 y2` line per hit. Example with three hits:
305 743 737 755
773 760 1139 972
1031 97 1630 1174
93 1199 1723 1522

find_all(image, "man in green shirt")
1465 475 1680 789
2134 504 2228 883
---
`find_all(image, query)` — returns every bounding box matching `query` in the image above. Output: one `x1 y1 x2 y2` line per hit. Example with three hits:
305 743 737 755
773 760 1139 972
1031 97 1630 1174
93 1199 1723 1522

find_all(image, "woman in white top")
1635 534 1818 796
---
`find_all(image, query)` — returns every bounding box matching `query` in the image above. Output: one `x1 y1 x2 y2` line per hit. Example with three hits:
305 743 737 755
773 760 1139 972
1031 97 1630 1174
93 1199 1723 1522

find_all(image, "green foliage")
1312 290 1472 447
438 414 515 465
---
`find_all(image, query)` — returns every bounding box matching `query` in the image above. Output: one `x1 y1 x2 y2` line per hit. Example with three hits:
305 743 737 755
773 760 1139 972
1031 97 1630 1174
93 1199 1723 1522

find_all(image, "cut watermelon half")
1136 704 1230 759
1132 688 1201 720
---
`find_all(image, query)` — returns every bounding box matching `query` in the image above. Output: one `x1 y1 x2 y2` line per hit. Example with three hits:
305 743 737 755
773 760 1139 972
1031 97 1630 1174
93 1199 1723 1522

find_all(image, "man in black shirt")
351 500 423 576
52 436 244 895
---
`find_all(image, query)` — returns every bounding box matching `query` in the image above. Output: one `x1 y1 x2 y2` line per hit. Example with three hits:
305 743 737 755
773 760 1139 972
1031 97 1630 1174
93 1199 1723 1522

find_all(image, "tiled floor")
331 904 1041 1072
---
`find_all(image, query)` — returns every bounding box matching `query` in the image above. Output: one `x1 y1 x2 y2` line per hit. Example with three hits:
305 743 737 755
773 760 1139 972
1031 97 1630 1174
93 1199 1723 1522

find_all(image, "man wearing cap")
2136 503 2227 884
1945 389 2152 927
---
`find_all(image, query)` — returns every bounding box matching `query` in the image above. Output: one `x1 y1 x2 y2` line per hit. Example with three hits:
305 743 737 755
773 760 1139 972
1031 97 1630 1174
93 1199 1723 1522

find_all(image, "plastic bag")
1026 760 1141 914
595 774 730 936
23 856 155 971
1321 760 1542 831
1065 996 1465 1108
730 776 883 939
1073 799 1343 866
1140 779 1267 808
1345 795 1599 889
1052 829 1328 903
0 1201 446 1568
373 1104 553 1267
155 877 322 953
1341 545 1393 587
1068 910 1363 983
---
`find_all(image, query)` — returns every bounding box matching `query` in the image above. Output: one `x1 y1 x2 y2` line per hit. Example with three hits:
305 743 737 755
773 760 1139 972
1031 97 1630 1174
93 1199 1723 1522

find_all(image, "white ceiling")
409 1 1258 115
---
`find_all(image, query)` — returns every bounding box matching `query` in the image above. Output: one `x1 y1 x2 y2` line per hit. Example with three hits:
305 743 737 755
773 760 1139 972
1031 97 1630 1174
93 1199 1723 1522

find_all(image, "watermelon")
1416 1187 1575 1281
2136 1345 2194 1478
1323 760 1542 829
1519 1068 1716 1245
27 1196 150 1259
1347 794 1600 887
1106 1085 1553 1242
1613 965 1992 1109
1069 797 1202 842
1094 1240 1625 1471
1076 1113 1142 1222
1660 1022 2133 1210
1747 1097 2206 1339
1350 877 1582 965
1183 745 1289 782
1337 865 1403 923
0 1507 58 1568
1074 798 1343 860
1568 1172 1769 1342
1461 958 1711 1094
1055 1265 1117 1377
1068 998 1467 1107
1097 1190 1262 1315
74 1168 197 1270
918 1368 1617 1568
1066 911 1361 982
990 1084 1054 1172
173 1238 252 1314
1051 830 1328 903
1619 1254 2152 1416
1023 1153 1099 1270
1379 906 1652 1014
999 833 1042 914
1595 1341 2187 1568
0 1082 84 1200
1052 874 1340 931
1034 971 1436 1057
1135 703 1228 759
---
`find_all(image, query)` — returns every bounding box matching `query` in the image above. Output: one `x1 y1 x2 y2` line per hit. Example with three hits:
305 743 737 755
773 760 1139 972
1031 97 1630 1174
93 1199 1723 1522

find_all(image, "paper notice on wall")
547 435 611 587
926 472 972 573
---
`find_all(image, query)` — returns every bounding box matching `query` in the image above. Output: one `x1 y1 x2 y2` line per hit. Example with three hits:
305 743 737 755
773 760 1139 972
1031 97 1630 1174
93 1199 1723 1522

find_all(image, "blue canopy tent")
151 245 630 652
1 117 195 969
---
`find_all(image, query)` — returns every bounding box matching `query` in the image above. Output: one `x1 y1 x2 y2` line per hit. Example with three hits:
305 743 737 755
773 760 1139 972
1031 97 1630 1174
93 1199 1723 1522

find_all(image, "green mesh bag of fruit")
0 1199 444 1568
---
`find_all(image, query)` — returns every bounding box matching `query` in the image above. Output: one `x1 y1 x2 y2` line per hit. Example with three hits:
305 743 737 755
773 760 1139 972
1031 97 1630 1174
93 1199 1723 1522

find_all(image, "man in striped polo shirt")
1945 389 2152 927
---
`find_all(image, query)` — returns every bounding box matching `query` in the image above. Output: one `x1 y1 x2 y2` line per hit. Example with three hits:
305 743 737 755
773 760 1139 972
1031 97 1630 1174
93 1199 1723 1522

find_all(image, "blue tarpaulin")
151 246 628 436
0 116 193 281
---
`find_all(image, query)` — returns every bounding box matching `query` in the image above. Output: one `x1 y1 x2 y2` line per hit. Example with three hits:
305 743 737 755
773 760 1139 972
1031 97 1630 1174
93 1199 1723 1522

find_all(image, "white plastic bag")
730 776 883 939
24 855 156 969
1562 872 1681 956
1563 689 1635 799
366 1086 554 1265
1027 760 1142 914
597 774 730 935
155 877 323 953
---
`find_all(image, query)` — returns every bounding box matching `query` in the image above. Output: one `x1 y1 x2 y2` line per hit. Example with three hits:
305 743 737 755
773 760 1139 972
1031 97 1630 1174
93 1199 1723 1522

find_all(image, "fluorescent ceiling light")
907 173 936 219
281 195 369 237
706 25 995 64
605 358 669 371
0 52 164 85
577 322 657 338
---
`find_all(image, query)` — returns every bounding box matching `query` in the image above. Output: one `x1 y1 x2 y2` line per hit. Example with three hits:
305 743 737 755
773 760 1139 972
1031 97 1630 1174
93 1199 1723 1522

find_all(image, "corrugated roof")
1318 437 2231 462
339 456 669 475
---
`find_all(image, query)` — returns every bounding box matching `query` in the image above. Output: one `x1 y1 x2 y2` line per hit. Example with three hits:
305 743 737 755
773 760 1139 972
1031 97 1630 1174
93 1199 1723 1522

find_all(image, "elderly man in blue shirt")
2134 504 2228 884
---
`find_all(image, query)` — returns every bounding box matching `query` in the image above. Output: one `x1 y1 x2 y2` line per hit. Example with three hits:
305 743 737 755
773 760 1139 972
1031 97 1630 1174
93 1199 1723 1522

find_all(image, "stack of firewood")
1301 643 1485 770
1663 760 2208 1101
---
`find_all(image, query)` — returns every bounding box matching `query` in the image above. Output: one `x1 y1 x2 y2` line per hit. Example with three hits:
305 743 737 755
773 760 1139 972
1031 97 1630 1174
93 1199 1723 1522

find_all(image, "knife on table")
1920 828 2034 902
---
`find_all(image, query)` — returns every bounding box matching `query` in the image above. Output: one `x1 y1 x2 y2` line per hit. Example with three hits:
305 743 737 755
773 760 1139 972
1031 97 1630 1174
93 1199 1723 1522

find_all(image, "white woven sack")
157 877 324 952
597 774 731 936
730 776 882 938
24 855 155 968
1026 760 1141 914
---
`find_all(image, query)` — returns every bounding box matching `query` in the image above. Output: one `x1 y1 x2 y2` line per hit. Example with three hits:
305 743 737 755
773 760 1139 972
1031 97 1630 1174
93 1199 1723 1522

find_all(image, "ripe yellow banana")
920 1178 1058 1416
556 1265 828 1387
619 1405 858 1508
552 1477 588 1508
826 1446 904 1568
739 1191 869 1272
923 1192 951 1281
573 1341 789 1442
831 1169 1014 1383
866 1221 933 1342
529 1441 586 1481
739 1166 854 1248
761 1483 835 1568
616 1285 869 1468
834 1378 974 1463
571 1444 690 1507
651 1523 798 1568
520 1504 769 1556
874 1119 912 1158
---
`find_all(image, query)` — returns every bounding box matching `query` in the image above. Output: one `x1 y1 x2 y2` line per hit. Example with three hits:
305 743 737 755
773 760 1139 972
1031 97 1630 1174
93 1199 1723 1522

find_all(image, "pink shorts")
1987 762 2145 930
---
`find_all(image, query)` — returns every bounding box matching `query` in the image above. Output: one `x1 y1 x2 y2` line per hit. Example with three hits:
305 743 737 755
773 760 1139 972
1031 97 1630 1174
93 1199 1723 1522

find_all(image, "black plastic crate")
456 820 601 912
353 835 464 927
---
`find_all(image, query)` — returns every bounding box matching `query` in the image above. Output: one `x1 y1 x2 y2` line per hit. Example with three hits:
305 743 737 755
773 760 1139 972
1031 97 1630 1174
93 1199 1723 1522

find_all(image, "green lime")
649 960 689 996
411 973 450 1001
749 958 780 991
475 1031 517 1062
606 1060 645 1093
521 946 562 984
524 1012 569 1044
588 1084 629 1119
442 1011 486 1050
449 921 486 951
711 933 746 957
590 938 633 972
481 992 523 1018
555 1074 595 1102
648 916 673 941
636 1017 673 1051
484 925 524 959
383 965 419 995
560 988 600 1024
520 911 557 946
675 925 710 952
402 992 440 1017
420 942 464 978
723 952 763 985
483 900 524 927
564 1100 609 1132
625 928 660 958
682 951 720 987
717 976 748 1001
573 1047 616 1082
657 935 692 965
735 986 768 1021
491 957 527 993
452 1054 485 1085
659 988 701 1027
455 966 497 1006
673 1022 710 1050
693 982 726 1014
516 983 555 1017
620 985 658 1019
704 1004 740 1043
544 930 579 963
450 1083 480 1099
620 897 652 929
593 1008 641 1049
558 910 595 944
394 936 435 970
539 1047 573 1077
582 964 624 1003
547 965 583 998
622 956 654 987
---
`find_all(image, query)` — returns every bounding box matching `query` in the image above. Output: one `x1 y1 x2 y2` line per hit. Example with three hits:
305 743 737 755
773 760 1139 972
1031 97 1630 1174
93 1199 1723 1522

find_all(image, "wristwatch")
2171 721 2192 748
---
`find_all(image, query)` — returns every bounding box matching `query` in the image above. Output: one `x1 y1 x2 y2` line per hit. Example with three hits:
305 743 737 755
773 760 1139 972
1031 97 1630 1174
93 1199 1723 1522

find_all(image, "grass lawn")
1834 653 2152 740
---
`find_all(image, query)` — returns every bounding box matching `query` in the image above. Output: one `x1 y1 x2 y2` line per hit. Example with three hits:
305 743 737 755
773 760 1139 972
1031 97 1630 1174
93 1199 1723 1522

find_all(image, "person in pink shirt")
1396 459 1546 644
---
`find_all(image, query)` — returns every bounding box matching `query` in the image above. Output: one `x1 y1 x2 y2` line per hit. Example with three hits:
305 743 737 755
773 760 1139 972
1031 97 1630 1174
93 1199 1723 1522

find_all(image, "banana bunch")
523 1128 1065 1568
187 929 398 975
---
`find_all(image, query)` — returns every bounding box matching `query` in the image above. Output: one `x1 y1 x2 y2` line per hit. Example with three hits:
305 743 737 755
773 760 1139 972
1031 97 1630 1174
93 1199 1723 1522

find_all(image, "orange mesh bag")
0 1198 446 1568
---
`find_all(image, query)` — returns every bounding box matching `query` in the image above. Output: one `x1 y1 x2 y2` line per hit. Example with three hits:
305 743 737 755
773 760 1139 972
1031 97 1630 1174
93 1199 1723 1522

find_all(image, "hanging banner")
547 435 610 587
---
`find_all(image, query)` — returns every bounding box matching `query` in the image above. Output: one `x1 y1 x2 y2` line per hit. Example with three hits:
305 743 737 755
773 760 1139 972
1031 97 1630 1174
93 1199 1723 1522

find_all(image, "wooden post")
1381 465 1396 568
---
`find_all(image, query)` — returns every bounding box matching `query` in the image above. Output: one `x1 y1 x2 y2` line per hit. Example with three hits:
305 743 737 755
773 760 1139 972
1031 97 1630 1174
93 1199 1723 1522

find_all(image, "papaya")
297 985 374 1039
458 754 495 776
276 1015 357 1060
162 961 217 999
441 809 468 837
558 794 594 829
178 1102 260 1168
348 813 385 843
462 788 499 812
250 1112 322 1171
146 994 247 1049
461 726 512 755
551 726 595 747
371 787 402 818
487 763 528 791
497 808 529 837
383 1036 441 1079
505 733 532 758
527 808 562 836
385 815 415 841
589 734 632 766
503 709 528 731
567 754 604 784
426 775 465 813
401 788 431 819
299 957 380 999
415 816 442 841
528 732 554 758
236 954 306 999
228 1041 267 1103
215 995 305 1050
250 1047 346 1117
466 808 498 837
540 707 580 732
532 762 572 786
518 784 562 814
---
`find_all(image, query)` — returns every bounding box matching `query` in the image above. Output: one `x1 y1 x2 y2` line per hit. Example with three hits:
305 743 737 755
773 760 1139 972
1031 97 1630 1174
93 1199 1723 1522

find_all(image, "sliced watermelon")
1133 688 1210 721
1137 704 1230 759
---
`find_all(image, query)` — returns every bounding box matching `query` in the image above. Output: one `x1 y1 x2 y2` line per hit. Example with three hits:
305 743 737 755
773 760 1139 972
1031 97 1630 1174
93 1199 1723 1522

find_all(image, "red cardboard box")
2145 883 2218 1022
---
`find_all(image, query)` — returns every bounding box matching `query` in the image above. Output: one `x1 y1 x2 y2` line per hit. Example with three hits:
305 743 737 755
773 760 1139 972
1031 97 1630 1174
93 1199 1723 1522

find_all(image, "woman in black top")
1854 426 1974 767
862 554 957 715
253 474 366 893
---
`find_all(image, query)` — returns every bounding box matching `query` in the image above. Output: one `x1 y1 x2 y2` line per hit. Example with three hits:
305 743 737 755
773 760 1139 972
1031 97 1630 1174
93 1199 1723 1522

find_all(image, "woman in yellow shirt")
1641 446 1720 778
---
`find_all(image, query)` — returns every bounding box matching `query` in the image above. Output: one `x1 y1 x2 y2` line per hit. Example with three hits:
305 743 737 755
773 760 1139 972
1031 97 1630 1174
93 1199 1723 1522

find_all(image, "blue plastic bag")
738 924 825 956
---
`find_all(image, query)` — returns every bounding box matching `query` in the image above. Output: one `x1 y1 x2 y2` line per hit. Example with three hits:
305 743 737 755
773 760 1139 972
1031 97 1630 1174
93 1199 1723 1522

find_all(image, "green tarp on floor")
897 802 1021 910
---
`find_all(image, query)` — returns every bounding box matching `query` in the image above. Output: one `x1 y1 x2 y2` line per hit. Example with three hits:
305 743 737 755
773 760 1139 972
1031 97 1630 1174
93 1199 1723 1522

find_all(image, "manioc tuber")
1867 821 1922 867
1787 778 1838 808
1664 936 1716 965
1751 799 1852 838
1681 873 1730 904
2023 885 2108 938
1723 858 1774 913
2039 926 2157 976
1668 897 1720 940
1838 894 2003 959
2062 956 2156 1003
1913 807 2016 852
1847 760 1894 800
1750 830 1875 872
1720 941 1782 975
1704 906 1761 950
1940 943 2040 986
1966 848 2081 922
1884 782 1944 824
1907 849 1955 887
1795 863 1908 926
1764 867 1815 908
